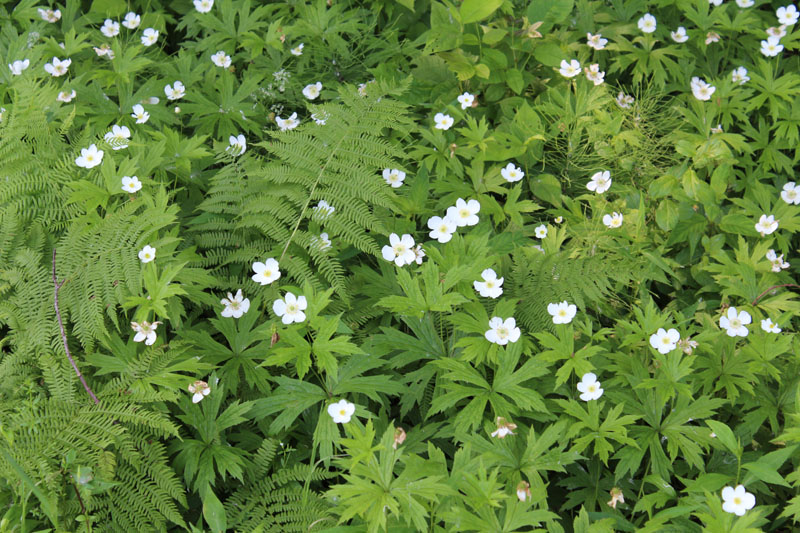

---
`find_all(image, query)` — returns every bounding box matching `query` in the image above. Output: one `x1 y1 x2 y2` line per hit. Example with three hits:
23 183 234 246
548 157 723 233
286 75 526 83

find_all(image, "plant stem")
52 249 99 404
751 284 800 306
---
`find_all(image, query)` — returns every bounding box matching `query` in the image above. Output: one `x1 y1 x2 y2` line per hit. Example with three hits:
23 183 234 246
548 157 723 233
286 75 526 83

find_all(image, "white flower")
781 182 800 204
501 163 524 182
761 36 784 56
141 28 159 46
705 31 721 44
671 26 689 42
649 328 680 354
554 216 563 224
578 372 603 401
766 249 790 272
603 212 624 228
755 214 778 235
777 4 799 25
691 77 716 101
766 25 788 38
252 258 280 285
75 144 104 168
382 233 417 266
587 170 611 194
131 104 150 124
616 92 634 108
491 417 517 438
228 134 246 156
131 320 161 345
122 12 141 29
679 338 698 355
211 51 231 68
221 289 250 318
188 380 211 403
313 232 332 250
57 90 76 103
534 224 548 238
122 176 142 193
559 59 581 78
485 317 521 345
761 318 781 333
165 81 185 100
382 168 406 187
327 399 355 424
311 111 328 125
517 481 531 502
721 485 756 516
434 112 454 130
638 13 657 33
547 301 577 324
474 268 503 298
273 292 308 324
290 43 304 56
101 19 120 38
93 44 115 59
302 82 322 100
38 8 61 23
312 200 335 218
138 245 156 263
413 244 426 265
584 63 605 85
276 112 299 131
446 198 480 227
104 125 131 150
586 33 607 50
710 0 723 6
427 215 457 243
720 307 751 337
711 124 723 134
9 59 30 76
44 57 71 77
194 0 214 13
457 92 474 109
731 66 749 84
736 0 754 6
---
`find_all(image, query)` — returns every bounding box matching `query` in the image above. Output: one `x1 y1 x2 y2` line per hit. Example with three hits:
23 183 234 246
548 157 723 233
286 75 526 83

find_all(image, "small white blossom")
382 233 417 266
100 19 120 38
485 317 521 345
578 372 604 401
312 232 332 250
721 485 756 516
138 245 156 263
290 43 304 56
141 28 159 47
761 36 784 56
122 176 142 193
761 318 781 333
122 12 141 29
474 268 503 298
211 51 231 68
38 8 62 23
517 481 531 502
165 81 185 100
736 0 754 6
587 170 611 194
75 144 104 168
228 134 246 156
547 301 577 324
276 112 300 131
781 182 800 204
57 89 76 103
446 198 480 227
44 56 71 77
691 77 716 101
491 417 517 438
638 13 657 33
731 66 749 84
705 31 721 44
584 63 605 85
649 328 680 354
616 92 634 108
671 26 689 42
603 212 624 228
755 214 778 235
131 104 150 124
710 0 723 6
221 289 250 318
311 111 328 125
9 59 30 76
131 320 161 345
383 168 406 187
434 112 454 130
273 292 308 324
413 244 426 265
777 4 799 25
501 163 524 182
427 215 457 243
457 92 474 109
302 82 322 100
766 249 790 272
328 399 355 424
104 125 131 150
586 33 607 50
559 59 581 78
534 224 548 239
252 258 281 285
93 44 114 59
720 307 751 337
312 200 335 218
194 0 214 13
711 124 723 134
188 380 211 403
766 25 788 38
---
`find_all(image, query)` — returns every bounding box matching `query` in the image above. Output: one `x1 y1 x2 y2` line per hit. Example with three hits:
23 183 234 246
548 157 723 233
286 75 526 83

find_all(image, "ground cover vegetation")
1 0 799 530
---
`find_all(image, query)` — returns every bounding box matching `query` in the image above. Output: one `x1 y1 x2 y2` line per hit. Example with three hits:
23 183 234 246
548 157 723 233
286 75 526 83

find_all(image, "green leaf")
0 449 59 528
506 67 524 94
202 489 227 533
460 0 503 24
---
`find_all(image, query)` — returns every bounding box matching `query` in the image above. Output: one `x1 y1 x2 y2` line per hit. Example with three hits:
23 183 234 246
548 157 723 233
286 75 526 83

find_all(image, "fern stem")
52 249 100 405
751 284 800 306
278 127 349 263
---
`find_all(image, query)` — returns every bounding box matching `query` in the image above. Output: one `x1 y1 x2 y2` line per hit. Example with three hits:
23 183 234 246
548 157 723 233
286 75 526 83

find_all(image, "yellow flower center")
394 244 406 254
588 385 596 393
662 337 670 344
144 253 151 259
486 281 494 288
558 310 566 317
287 303 298 313
733 497 742 505
264 270 272 278
497 327 508 338
339 409 346 416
